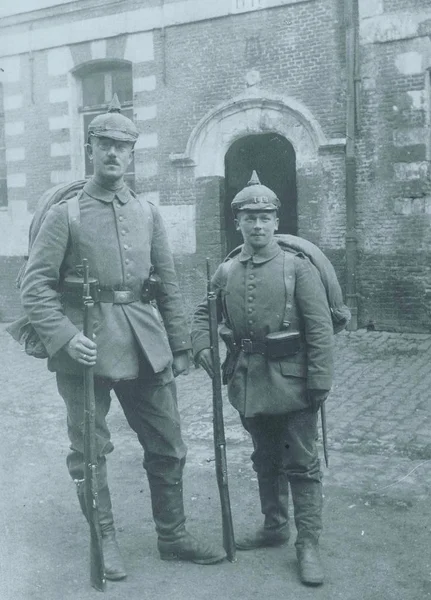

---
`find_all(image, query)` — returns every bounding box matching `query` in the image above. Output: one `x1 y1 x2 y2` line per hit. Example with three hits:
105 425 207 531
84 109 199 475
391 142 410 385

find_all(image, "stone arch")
170 90 332 177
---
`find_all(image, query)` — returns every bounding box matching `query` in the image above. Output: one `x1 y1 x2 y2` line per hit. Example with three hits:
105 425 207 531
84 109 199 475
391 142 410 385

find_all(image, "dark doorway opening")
224 133 297 252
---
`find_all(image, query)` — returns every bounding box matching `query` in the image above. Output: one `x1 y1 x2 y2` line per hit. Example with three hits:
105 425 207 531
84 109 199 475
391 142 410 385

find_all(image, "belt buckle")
241 339 253 353
113 290 133 304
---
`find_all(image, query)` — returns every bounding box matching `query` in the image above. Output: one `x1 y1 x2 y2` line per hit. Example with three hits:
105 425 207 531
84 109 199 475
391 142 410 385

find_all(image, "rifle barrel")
206 259 236 562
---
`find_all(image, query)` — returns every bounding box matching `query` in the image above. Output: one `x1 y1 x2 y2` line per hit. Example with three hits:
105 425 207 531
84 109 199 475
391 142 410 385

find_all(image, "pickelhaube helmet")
87 93 139 143
231 171 280 214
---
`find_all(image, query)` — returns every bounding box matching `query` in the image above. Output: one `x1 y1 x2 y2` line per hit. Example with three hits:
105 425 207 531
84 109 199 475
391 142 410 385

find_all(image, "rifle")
82 259 106 591
206 259 236 562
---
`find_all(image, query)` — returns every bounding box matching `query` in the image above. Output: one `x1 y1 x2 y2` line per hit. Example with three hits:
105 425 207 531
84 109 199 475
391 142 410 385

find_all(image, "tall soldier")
20 96 225 581
192 173 334 586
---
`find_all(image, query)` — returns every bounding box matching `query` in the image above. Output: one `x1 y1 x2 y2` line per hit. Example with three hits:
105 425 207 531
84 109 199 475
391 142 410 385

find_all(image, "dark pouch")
141 267 162 302
265 331 300 359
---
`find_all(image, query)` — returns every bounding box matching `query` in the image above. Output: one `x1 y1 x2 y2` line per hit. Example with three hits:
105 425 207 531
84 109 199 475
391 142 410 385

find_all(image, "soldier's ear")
275 216 279 231
234 218 240 231
85 142 93 161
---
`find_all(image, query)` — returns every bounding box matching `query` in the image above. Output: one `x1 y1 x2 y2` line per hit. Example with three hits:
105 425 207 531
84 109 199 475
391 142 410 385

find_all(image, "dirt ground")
1 324 431 600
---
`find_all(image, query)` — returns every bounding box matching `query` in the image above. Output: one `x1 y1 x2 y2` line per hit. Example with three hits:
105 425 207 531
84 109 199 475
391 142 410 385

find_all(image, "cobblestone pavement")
176 329 431 460
2 324 431 600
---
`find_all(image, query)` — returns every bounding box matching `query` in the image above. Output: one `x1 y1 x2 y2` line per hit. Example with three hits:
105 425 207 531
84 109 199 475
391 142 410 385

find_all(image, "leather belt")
97 289 139 304
240 339 267 355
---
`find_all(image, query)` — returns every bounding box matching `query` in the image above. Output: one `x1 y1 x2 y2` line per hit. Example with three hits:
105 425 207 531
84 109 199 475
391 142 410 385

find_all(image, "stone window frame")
71 59 135 189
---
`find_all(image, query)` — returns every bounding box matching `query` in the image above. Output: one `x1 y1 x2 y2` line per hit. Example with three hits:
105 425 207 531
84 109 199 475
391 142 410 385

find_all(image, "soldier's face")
87 136 134 182
235 210 279 249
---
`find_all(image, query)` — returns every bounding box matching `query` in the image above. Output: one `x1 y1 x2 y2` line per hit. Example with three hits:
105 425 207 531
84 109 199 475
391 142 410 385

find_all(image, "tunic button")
125 259 130 265
126 273 131 278
249 274 255 280
248 284 255 290
123 244 128 250
121 230 126 235
248 319 253 325
248 308 253 313
119 216 123 222
248 296 254 302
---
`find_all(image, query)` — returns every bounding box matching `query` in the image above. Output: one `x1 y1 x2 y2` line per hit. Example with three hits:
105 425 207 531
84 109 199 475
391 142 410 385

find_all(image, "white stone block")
91 40 106 60
407 90 425 110
7 173 26 188
158 204 196 254
358 0 383 19
49 88 69 103
6 147 25 162
395 52 423 75
51 170 73 184
135 133 158 149
51 142 71 157
124 32 154 62
393 128 426 147
4 95 23 111
135 105 157 121
49 115 70 130
134 76 156 93
47 47 74 76
138 191 160 206
0 56 21 83
5 121 24 136
394 161 428 181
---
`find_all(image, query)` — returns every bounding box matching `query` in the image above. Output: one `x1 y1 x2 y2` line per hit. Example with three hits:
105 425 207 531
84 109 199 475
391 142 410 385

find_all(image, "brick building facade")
0 0 430 331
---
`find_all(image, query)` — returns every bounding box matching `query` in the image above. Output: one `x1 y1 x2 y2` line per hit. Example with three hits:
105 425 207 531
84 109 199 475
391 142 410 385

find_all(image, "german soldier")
20 96 225 580
191 172 334 586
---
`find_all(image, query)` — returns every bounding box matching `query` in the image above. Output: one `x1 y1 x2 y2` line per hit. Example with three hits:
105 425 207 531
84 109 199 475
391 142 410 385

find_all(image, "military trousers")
241 408 321 483
56 363 187 485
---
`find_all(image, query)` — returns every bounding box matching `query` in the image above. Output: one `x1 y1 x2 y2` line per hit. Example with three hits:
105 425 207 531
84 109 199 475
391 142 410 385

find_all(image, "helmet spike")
247 170 261 186
108 93 122 114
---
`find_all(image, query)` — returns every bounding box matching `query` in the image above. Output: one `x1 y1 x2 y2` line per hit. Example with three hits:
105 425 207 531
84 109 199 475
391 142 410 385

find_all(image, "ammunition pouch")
264 331 301 359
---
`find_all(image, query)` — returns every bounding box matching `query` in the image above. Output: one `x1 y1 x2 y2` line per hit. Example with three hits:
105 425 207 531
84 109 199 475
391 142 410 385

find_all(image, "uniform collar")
238 239 281 264
83 178 131 204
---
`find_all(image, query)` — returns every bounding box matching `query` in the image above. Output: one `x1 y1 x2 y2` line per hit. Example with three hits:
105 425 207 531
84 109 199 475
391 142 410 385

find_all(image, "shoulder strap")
67 191 83 270
282 251 296 329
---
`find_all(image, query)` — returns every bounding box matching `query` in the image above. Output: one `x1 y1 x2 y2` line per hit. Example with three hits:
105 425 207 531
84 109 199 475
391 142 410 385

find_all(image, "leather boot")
236 474 290 551
147 475 226 565
290 479 324 586
75 459 127 581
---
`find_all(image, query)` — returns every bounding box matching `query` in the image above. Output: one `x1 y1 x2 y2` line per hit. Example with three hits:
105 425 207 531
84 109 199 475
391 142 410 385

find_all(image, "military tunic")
21 179 191 380
192 240 333 418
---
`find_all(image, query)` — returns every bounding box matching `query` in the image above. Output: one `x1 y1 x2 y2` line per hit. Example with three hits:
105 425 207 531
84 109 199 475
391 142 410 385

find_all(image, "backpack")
7 180 87 358
224 234 351 334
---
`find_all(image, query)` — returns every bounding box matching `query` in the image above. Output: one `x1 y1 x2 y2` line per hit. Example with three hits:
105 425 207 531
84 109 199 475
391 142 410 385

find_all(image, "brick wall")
2 0 430 332
357 5 431 332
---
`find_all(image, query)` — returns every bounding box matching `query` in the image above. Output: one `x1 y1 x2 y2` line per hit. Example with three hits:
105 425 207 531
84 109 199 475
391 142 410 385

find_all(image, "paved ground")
1 324 431 600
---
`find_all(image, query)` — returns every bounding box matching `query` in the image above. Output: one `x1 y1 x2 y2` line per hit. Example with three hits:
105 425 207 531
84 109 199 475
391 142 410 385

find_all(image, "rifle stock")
82 259 106 591
206 259 236 562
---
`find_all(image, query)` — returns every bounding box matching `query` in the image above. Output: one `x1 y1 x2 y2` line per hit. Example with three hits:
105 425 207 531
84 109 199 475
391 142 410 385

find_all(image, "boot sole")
236 537 289 551
105 571 127 581
160 553 226 565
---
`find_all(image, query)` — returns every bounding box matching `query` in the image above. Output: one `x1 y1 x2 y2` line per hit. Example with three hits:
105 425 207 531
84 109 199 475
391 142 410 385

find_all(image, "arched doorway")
224 133 297 251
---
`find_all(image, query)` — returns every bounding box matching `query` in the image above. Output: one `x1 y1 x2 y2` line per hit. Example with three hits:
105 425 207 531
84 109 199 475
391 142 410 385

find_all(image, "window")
78 61 135 190
0 84 7 208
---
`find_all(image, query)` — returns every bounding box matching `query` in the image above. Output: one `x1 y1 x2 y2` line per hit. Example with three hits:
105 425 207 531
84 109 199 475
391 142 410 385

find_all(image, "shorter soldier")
192 172 334 586
20 96 225 581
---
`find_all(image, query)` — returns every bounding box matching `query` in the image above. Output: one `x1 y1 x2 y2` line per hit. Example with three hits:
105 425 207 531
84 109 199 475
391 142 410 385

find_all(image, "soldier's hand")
308 389 329 413
196 348 214 379
65 332 97 366
172 351 190 377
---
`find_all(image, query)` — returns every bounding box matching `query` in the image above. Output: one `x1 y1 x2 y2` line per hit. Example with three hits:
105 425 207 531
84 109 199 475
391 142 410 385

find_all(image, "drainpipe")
345 0 358 330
